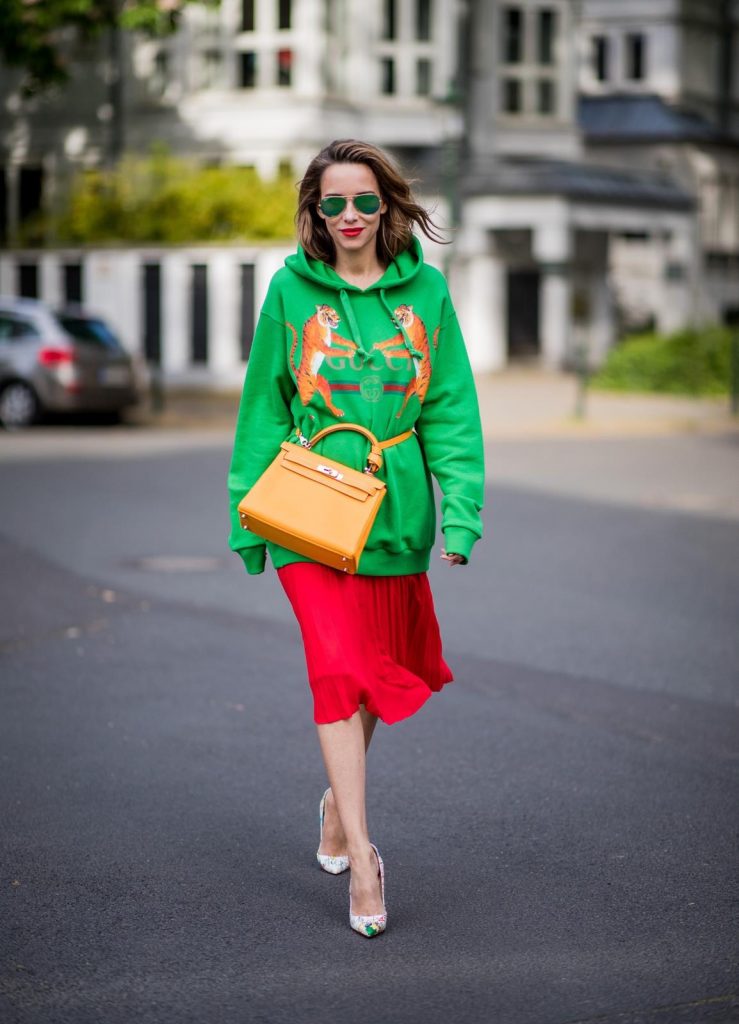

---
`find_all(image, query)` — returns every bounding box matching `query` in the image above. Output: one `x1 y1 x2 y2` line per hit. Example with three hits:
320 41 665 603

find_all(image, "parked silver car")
0 298 142 429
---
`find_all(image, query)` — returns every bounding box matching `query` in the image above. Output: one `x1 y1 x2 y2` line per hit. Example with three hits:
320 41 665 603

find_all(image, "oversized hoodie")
227 237 484 576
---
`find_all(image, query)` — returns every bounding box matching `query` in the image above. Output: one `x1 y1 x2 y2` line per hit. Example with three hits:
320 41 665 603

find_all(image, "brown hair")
296 139 445 265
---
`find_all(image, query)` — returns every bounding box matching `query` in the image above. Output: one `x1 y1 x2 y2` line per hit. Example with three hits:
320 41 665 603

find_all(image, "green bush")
591 325 734 397
25 151 297 244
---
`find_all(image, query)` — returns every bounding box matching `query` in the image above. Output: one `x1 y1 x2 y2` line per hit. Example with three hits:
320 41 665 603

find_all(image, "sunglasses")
318 193 382 217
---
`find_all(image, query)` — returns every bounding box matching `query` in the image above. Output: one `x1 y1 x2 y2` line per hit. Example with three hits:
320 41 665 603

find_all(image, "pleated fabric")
277 562 453 725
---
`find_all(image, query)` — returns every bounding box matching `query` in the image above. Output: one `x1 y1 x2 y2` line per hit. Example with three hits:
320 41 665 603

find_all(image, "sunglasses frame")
318 193 382 218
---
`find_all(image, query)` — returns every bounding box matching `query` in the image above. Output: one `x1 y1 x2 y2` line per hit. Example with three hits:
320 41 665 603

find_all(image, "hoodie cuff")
443 527 478 565
239 546 266 575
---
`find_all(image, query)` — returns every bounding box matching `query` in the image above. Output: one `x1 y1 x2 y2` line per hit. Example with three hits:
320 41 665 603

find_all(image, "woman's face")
317 162 387 262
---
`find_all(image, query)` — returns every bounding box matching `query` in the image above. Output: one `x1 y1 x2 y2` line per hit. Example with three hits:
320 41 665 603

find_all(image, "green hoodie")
227 237 484 575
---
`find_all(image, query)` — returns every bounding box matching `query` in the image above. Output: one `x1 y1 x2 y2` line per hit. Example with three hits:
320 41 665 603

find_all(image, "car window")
0 313 41 340
58 316 123 351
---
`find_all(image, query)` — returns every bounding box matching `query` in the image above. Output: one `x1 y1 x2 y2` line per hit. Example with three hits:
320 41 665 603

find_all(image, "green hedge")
23 151 297 244
591 325 734 397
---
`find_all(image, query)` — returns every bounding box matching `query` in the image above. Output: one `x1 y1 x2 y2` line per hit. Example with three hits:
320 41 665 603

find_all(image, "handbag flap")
280 442 385 499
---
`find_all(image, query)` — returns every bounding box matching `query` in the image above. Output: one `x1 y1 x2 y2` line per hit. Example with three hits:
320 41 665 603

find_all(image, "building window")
19 166 43 225
277 48 292 86
142 263 161 366
502 77 521 113
151 50 168 96
0 167 7 246
502 6 523 64
382 0 396 40
200 48 221 89
240 264 255 361
417 0 432 41
416 57 432 96
381 57 395 94
537 9 555 65
241 0 254 32
18 263 39 299
190 264 208 365
63 262 83 304
239 51 257 88
592 35 609 81
278 0 291 30
626 33 646 80
537 78 555 114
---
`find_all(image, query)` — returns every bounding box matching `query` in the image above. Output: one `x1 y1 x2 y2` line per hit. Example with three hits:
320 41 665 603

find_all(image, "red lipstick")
340 228 363 237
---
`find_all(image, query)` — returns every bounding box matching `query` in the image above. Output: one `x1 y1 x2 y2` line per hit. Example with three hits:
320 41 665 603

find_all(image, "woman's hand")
441 549 467 567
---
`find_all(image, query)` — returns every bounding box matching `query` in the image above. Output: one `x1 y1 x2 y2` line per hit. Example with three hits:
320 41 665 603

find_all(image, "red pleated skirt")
277 562 454 725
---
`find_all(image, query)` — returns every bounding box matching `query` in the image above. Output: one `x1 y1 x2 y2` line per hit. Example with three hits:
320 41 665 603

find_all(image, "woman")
227 139 484 937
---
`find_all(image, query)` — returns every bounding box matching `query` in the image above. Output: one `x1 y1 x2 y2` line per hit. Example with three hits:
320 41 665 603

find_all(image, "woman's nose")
342 199 359 221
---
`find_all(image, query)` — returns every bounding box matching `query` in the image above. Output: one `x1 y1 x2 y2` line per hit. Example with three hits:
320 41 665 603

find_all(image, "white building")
578 0 739 337
0 0 737 381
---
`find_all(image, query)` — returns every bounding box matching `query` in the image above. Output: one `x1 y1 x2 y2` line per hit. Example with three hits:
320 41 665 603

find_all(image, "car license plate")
99 366 130 386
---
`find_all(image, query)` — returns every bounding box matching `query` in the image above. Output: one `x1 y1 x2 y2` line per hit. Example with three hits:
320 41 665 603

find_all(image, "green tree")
0 0 211 95
26 151 297 245
0 0 218 164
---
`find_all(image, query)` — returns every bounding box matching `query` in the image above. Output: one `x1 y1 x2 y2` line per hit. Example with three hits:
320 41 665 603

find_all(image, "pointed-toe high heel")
316 788 349 875
349 843 387 938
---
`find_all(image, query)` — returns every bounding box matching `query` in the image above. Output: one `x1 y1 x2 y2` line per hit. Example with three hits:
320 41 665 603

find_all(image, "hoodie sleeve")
416 309 484 563
227 310 295 574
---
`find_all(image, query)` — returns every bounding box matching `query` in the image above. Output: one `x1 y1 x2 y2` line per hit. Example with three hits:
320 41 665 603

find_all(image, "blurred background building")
1 0 737 384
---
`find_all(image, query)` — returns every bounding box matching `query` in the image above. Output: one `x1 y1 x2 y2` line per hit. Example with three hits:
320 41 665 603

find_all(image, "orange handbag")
237 423 412 574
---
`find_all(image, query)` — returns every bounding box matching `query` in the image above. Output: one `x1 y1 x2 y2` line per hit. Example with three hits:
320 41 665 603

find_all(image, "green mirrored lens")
353 193 381 214
319 196 346 217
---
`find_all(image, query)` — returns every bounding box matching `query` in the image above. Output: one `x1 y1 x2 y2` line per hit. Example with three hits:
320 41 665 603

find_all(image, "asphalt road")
1 429 738 1024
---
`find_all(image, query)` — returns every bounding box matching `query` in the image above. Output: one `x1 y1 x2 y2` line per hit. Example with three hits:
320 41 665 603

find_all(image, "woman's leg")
316 710 384 917
359 704 379 750
319 704 377 858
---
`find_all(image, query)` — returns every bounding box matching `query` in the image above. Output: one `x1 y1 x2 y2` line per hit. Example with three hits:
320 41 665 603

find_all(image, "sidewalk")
140 368 738 439
477 368 738 438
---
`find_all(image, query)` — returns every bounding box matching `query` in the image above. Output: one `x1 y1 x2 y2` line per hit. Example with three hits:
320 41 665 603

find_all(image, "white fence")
0 245 293 389
5 235 728 382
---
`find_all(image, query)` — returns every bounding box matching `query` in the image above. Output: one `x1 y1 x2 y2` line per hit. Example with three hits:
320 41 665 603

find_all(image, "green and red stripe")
330 382 411 393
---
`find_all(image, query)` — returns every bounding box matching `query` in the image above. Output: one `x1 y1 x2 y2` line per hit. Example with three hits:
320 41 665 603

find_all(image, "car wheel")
0 382 40 430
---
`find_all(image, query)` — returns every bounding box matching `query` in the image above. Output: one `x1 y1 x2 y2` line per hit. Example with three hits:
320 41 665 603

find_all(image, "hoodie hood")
284 235 425 293
284 237 426 365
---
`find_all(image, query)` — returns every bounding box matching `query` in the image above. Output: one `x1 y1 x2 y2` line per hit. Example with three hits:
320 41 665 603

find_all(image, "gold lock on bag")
237 423 413 574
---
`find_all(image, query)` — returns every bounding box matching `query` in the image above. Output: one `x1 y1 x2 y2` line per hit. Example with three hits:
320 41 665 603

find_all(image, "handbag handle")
306 422 384 474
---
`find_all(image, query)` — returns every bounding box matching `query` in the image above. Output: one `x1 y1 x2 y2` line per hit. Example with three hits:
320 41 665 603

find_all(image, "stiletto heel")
316 788 349 874
349 843 387 938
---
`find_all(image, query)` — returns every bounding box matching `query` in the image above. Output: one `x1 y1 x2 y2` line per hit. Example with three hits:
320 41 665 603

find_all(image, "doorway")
507 269 540 360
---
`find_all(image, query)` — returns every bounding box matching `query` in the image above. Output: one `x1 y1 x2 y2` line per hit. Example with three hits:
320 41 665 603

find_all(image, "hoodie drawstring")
379 289 424 361
337 286 424 369
338 289 376 367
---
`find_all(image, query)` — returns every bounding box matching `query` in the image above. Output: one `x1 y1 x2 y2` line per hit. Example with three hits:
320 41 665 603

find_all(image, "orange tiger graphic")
286 305 358 418
372 305 438 417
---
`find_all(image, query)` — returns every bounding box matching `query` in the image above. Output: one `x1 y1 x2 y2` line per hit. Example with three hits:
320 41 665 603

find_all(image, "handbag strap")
305 423 414 475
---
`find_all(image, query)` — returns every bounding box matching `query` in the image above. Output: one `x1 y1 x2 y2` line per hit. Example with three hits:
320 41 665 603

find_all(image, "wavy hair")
296 139 445 265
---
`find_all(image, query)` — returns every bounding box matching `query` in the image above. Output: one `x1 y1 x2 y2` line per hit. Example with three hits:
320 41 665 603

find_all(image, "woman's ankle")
347 841 374 865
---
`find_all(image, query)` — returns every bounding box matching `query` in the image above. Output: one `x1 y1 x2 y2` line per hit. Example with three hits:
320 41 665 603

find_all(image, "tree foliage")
0 0 214 94
24 150 297 244
592 326 733 397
